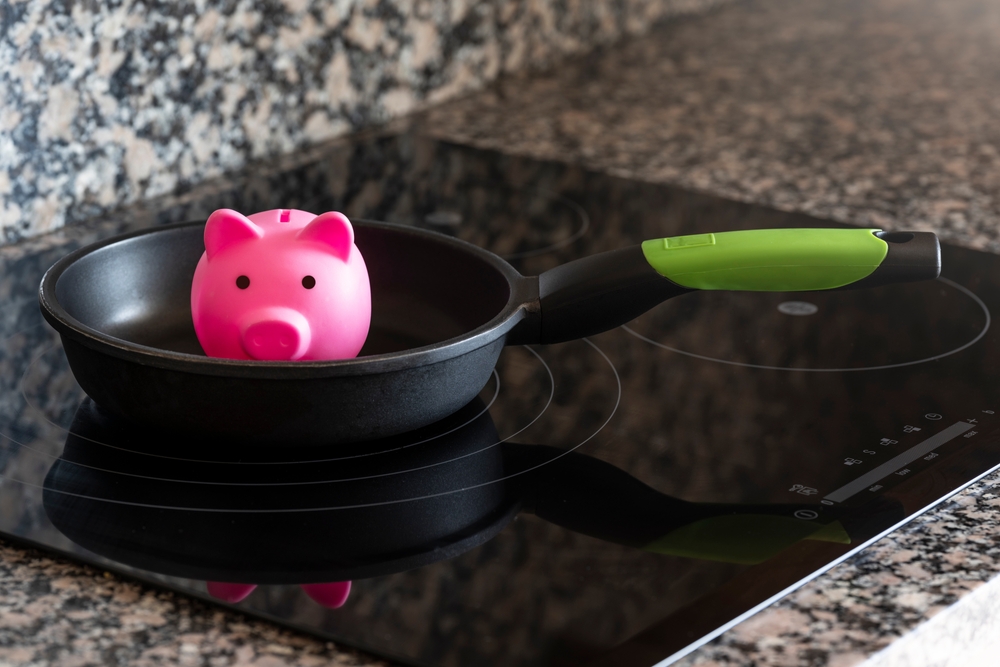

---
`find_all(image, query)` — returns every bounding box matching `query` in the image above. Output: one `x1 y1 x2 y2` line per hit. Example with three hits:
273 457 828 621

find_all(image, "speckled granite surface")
421 0 1000 254
0 539 389 667
862 561 1000 667
2 0 1000 665
0 0 728 243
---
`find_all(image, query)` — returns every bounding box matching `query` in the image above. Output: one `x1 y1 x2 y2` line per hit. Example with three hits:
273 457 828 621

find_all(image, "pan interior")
53 223 513 357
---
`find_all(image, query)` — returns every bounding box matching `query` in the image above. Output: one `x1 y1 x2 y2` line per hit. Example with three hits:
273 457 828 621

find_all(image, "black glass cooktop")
3 129 1000 667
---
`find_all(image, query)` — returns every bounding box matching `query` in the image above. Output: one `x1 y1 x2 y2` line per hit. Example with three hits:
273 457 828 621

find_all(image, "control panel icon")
778 301 819 316
789 484 819 496
925 413 943 420
844 458 862 466
903 425 921 433
794 510 819 520
879 438 898 446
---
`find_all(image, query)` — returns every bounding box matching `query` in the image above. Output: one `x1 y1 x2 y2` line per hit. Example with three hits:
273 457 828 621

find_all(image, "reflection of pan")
39 221 939 445
43 398 904 588
42 398 514 583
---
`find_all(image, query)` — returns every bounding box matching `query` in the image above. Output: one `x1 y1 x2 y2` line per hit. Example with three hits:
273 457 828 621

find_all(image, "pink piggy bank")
191 208 371 361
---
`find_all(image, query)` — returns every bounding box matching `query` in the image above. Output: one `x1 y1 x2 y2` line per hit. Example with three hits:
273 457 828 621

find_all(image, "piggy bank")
191 208 371 361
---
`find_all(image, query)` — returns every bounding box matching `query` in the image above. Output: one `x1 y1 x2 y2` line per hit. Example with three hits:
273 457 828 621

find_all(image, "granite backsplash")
0 0 730 244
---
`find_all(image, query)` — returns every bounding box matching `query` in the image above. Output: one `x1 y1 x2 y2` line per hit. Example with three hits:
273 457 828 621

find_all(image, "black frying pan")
39 220 940 445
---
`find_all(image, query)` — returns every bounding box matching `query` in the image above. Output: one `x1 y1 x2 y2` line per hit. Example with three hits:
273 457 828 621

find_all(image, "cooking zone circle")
623 277 990 372
9 333 619 512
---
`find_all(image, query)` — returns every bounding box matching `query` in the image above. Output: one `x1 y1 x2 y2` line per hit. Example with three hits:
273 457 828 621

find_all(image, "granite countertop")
0 540 389 667
4 0 1000 665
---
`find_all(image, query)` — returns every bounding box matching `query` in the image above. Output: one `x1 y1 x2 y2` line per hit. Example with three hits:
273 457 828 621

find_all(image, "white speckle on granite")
345 11 387 52
37 85 78 143
407 20 439 70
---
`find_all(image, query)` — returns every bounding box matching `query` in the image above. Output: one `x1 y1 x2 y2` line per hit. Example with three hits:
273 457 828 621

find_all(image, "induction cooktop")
2 129 1000 667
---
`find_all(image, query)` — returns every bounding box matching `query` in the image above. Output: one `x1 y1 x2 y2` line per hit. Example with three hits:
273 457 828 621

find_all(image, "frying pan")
39 220 940 445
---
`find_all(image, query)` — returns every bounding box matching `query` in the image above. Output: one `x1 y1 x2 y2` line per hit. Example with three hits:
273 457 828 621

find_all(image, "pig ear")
204 209 263 260
297 211 354 261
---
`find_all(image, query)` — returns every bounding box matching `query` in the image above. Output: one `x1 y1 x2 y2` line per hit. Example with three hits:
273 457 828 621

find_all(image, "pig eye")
236 275 250 289
302 275 316 289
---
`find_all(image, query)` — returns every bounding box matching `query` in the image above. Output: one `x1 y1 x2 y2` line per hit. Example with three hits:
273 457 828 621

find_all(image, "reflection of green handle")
644 515 851 565
641 228 889 291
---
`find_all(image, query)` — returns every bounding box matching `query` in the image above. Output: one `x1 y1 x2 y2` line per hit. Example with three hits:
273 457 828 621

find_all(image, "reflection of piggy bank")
191 208 371 361
206 581 351 609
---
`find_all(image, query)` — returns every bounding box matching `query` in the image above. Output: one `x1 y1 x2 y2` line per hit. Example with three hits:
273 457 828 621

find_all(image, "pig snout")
240 308 312 361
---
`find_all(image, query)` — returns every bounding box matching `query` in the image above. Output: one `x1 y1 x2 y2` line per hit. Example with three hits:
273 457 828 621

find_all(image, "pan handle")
528 228 940 344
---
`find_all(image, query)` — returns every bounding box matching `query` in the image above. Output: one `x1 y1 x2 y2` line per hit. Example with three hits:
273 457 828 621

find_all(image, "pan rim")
39 219 529 379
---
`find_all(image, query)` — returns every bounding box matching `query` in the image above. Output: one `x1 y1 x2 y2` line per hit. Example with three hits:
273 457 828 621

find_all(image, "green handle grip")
641 228 890 291
520 227 940 345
